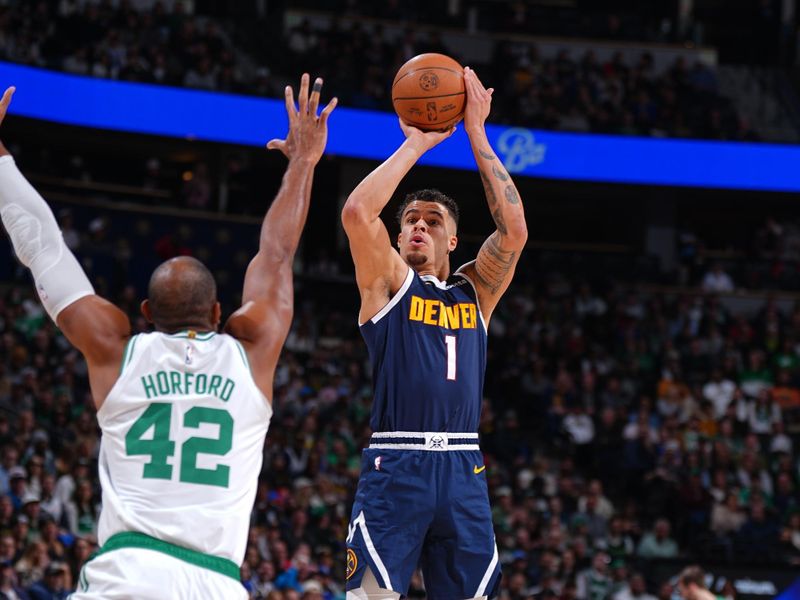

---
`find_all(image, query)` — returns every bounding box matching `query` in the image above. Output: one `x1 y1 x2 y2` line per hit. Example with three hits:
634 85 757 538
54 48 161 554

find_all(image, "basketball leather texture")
392 53 465 131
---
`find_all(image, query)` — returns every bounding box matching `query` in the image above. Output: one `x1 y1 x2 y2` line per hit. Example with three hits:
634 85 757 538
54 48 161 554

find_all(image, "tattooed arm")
457 67 527 324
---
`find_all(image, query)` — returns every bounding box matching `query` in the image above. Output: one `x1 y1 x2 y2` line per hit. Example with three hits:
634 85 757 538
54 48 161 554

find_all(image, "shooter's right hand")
399 118 456 155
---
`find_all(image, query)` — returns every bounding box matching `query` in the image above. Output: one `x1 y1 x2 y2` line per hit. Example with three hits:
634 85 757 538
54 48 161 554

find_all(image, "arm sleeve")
0 155 94 320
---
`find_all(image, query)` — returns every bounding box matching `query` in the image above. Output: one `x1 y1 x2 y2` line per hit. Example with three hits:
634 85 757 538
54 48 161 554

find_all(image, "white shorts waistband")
369 431 480 451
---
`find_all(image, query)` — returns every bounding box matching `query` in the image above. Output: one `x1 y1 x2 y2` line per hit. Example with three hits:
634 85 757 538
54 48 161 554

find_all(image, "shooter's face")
398 201 457 271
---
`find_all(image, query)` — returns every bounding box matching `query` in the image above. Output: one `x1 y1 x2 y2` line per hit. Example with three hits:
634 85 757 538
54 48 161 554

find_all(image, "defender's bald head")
145 257 218 332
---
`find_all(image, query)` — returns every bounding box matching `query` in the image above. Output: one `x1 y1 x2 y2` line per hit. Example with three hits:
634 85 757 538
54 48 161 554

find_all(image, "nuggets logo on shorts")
346 548 357 580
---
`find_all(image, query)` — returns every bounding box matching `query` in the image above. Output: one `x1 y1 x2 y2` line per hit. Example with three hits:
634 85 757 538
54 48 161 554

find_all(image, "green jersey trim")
96 531 240 581
79 562 89 591
234 340 251 373
119 335 138 375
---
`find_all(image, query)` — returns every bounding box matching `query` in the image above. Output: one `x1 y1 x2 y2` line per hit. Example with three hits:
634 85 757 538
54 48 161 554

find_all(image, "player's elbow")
506 215 528 246
252 246 292 269
341 194 372 231
274 291 294 324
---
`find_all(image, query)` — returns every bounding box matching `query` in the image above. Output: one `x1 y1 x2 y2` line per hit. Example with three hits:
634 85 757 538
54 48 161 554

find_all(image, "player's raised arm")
0 87 130 407
341 120 455 322
457 67 528 323
225 74 336 398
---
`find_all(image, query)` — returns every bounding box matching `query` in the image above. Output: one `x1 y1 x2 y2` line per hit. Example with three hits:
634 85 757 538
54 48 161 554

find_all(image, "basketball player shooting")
0 75 335 599
341 67 527 599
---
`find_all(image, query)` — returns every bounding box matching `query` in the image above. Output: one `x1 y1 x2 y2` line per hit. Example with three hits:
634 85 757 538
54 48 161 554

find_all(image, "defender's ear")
140 300 153 323
211 302 221 328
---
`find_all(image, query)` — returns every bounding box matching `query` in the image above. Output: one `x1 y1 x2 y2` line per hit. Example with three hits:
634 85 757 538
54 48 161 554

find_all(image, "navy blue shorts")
346 434 500 599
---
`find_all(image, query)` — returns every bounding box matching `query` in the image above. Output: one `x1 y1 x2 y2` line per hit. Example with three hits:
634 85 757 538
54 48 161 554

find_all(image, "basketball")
392 53 465 131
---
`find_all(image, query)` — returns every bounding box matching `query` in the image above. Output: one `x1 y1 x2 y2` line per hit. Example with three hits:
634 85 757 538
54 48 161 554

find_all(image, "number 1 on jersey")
445 335 457 381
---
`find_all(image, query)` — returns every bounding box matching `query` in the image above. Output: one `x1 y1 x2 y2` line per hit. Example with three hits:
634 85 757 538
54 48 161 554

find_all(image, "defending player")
677 566 723 600
0 75 335 599
341 67 527 599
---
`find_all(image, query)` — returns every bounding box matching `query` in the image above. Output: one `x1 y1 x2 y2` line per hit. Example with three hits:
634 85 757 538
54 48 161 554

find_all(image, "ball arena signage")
2 61 800 193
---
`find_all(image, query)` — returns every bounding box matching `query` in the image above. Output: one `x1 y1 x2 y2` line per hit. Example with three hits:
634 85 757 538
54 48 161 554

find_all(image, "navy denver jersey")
360 266 487 433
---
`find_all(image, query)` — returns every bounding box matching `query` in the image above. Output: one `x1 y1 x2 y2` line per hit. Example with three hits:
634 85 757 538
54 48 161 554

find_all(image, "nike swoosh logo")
473 465 486 474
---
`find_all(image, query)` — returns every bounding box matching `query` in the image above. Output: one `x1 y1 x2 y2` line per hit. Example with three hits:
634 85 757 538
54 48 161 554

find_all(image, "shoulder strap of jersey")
228 335 251 374
451 267 479 301
452 265 487 332
362 266 414 326
119 334 140 375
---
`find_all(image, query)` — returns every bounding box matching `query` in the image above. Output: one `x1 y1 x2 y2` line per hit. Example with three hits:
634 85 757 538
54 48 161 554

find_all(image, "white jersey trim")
347 511 394 591
119 334 139 375
360 267 414 326
233 339 251 373
419 274 449 289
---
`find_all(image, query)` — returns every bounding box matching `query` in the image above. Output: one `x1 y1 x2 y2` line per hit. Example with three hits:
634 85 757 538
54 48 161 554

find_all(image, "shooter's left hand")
463 67 493 134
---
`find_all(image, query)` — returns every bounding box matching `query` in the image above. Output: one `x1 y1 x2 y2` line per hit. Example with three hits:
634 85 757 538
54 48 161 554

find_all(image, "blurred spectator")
63 480 98 539
739 350 773 398
27 561 69 600
736 501 780 561
613 572 656 600
576 552 611 600
182 163 212 210
702 369 736 419
0 559 29 600
710 493 746 537
184 57 217 90
636 519 678 559
15 542 47 590
56 211 80 252
746 389 781 435
701 264 735 293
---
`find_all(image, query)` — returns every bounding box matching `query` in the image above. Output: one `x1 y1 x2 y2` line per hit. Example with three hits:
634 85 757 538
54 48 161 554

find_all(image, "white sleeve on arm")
0 155 94 321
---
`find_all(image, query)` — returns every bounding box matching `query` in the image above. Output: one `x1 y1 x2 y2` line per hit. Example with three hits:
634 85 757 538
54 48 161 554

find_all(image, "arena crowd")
0 1 757 142
0 2 797 599
0 207 798 599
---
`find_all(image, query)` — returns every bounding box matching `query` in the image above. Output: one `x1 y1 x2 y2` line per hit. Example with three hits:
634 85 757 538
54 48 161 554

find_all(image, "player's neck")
154 323 217 334
412 262 450 282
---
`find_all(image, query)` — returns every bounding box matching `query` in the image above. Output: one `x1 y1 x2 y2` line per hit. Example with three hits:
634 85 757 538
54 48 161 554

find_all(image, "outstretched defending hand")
463 67 493 133
267 74 337 164
0 87 15 127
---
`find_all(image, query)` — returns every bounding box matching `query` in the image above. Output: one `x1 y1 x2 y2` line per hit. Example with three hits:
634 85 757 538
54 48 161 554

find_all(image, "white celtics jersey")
96 330 271 564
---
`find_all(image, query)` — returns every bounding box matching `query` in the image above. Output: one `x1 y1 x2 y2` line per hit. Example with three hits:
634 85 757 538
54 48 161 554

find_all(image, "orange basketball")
392 53 465 131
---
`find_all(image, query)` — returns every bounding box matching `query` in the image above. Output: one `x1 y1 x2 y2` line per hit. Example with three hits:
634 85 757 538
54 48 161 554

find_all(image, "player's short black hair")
678 565 706 588
148 257 217 332
396 189 459 227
